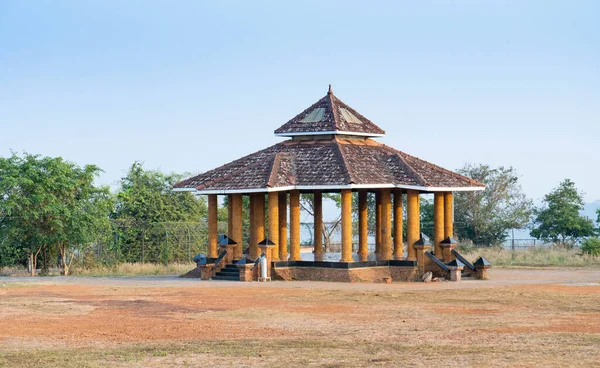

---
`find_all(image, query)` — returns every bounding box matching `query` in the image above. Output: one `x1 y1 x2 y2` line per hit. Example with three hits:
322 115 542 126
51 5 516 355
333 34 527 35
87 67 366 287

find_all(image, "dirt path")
3 268 600 290
1 268 599 367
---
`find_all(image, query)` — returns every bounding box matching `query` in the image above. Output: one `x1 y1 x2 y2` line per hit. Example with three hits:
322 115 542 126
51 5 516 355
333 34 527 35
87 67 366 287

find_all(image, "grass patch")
2 336 599 367
0 266 28 276
461 246 600 267
69 262 195 277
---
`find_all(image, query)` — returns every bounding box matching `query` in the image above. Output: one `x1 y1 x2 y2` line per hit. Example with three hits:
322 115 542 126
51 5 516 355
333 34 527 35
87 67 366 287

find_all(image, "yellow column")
340 189 353 262
249 194 255 257
289 190 301 261
406 190 420 261
393 190 403 260
434 192 445 258
231 194 243 260
208 194 218 258
444 192 454 238
227 194 233 240
381 189 392 260
313 190 323 256
255 194 265 256
358 190 368 260
249 194 265 260
278 192 288 261
375 190 382 255
268 192 279 261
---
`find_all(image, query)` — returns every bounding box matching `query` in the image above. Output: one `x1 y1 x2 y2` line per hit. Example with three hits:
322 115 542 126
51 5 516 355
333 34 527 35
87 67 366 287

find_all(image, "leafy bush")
581 238 600 256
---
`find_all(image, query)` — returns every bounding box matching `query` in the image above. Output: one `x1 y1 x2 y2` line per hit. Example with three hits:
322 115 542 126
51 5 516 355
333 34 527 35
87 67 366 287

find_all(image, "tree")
112 162 207 262
0 153 113 275
0 153 64 275
53 165 114 275
454 164 533 246
530 179 595 247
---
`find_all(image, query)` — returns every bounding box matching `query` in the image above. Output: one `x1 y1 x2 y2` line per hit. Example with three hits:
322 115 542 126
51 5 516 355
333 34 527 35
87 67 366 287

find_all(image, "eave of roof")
173 137 485 194
173 184 486 195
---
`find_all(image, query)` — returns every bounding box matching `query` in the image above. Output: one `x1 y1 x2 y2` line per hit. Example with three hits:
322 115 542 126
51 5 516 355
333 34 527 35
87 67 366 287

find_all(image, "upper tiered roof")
174 87 485 194
274 85 385 138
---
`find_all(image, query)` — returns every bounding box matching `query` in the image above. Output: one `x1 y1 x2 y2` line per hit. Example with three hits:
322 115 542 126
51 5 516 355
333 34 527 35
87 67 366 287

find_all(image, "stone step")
215 270 240 277
211 275 240 281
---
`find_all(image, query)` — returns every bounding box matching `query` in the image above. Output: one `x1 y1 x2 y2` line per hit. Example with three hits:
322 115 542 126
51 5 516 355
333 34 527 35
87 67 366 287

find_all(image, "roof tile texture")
274 92 385 136
174 138 484 191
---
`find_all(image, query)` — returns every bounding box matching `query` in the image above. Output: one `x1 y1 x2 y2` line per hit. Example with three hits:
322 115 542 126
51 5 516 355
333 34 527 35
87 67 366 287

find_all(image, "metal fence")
90 221 230 265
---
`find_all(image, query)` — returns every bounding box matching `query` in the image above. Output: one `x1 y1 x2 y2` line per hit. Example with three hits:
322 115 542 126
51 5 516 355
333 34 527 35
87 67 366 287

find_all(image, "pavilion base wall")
273 266 417 283
424 262 450 279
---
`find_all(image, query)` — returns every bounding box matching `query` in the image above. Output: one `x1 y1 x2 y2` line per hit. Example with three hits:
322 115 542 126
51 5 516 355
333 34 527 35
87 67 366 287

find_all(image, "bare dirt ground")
1 268 600 367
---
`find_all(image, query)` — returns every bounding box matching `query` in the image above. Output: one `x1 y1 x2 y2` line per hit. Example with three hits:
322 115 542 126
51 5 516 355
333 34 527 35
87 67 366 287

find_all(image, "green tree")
52 164 114 275
454 164 533 246
112 162 207 262
530 179 595 247
0 153 64 275
0 153 112 275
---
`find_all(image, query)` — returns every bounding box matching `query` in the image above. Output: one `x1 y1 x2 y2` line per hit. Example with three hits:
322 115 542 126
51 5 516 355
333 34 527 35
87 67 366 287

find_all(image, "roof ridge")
196 157 273 190
334 138 356 184
332 94 383 132
381 144 484 187
401 151 484 187
328 93 342 131
181 144 279 190
266 152 297 187
379 144 428 187
265 154 280 188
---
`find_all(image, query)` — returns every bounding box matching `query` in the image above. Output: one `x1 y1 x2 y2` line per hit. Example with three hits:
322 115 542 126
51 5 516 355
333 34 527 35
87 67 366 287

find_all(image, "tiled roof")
174 137 485 193
274 86 385 137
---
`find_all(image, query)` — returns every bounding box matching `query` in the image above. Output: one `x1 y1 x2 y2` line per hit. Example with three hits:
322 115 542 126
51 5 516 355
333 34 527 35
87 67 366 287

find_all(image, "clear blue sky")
1 1 599 205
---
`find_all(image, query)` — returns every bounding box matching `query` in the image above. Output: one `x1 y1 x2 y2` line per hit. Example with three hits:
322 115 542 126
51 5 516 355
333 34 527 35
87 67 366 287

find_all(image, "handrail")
451 249 475 271
425 251 450 273
250 251 266 271
213 249 228 269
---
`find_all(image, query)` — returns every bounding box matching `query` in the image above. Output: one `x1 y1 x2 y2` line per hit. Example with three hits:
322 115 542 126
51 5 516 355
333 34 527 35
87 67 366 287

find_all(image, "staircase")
211 264 240 281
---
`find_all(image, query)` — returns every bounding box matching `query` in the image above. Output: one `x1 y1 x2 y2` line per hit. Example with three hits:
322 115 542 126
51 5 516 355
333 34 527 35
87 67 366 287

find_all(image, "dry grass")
461 246 600 268
69 262 195 277
1 279 600 367
0 266 26 276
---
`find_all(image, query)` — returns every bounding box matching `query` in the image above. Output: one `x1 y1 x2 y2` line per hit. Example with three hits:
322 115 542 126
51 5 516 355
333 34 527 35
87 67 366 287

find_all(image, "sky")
1 1 599 209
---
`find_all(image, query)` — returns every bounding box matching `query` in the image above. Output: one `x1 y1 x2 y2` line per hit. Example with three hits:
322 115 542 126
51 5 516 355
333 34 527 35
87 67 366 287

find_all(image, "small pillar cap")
440 237 459 245
414 234 431 246
474 256 492 267
446 259 465 268
258 238 276 246
218 234 237 246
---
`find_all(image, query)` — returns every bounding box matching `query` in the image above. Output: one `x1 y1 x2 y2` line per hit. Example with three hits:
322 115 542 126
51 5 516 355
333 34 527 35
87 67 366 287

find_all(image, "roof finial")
328 84 332 94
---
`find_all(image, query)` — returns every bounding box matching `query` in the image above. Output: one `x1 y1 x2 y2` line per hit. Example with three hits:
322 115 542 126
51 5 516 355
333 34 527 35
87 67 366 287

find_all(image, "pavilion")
174 86 486 282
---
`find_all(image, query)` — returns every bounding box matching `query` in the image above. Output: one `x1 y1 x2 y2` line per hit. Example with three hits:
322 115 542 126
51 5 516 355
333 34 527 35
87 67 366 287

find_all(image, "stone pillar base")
476 265 490 280
237 264 257 282
414 244 430 275
198 264 216 280
449 266 463 282
441 244 456 263
220 244 236 265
